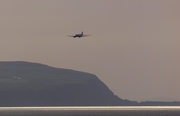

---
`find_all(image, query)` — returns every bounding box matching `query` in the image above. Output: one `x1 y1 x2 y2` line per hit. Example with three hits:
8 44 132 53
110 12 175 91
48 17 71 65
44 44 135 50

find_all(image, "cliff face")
0 61 134 106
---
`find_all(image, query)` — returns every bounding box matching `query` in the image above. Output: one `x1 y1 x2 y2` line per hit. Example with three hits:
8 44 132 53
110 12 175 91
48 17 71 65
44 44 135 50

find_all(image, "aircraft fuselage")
67 32 90 38
74 34 83 38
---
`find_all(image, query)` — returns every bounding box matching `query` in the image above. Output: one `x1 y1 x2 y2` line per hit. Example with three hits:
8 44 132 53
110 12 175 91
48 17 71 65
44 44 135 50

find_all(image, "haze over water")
0 106 180 116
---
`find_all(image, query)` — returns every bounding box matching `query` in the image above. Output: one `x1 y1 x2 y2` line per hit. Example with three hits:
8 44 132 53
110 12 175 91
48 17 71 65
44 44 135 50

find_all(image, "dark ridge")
1 61 179 106
0 61 135 106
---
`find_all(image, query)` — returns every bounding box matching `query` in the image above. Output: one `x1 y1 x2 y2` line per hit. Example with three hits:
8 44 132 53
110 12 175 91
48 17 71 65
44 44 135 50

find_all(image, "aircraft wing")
67 35 74 37
82 35 91 37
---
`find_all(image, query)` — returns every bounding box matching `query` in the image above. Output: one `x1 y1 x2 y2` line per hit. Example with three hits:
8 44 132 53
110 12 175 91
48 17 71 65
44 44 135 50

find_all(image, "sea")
0 106 180 116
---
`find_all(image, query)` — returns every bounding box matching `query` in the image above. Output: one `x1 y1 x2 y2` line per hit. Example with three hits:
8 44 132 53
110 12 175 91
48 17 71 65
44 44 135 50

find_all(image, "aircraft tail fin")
81 31 83 35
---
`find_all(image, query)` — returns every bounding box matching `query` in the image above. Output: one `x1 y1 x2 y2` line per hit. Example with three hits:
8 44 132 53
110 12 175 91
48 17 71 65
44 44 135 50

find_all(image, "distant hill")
0 61 180 106
0 61 136 106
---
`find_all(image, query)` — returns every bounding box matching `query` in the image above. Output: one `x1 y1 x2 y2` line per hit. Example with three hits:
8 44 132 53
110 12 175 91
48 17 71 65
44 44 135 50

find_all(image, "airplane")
67 32 91 38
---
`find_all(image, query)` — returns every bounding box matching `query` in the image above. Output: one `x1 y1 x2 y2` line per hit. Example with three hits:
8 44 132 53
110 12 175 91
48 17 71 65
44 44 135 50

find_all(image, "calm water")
0 106 180 116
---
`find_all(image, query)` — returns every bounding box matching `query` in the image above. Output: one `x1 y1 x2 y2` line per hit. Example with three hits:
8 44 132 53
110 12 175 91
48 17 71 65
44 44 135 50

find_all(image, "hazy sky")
1 0 180 101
